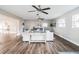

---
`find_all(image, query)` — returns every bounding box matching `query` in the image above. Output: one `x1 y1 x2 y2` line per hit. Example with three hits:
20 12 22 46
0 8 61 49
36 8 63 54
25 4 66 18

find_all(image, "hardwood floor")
0 34 76 54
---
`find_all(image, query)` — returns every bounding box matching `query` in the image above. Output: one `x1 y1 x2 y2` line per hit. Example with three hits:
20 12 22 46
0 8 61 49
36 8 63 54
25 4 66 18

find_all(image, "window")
57 18 66 27
72 14 79 28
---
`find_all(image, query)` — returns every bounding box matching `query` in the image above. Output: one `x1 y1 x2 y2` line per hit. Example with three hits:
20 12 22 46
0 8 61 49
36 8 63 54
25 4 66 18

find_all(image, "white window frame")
72 14 79 28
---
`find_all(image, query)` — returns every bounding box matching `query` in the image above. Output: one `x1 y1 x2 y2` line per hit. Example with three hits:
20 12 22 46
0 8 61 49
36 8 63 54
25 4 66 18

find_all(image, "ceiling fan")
28 5 50 14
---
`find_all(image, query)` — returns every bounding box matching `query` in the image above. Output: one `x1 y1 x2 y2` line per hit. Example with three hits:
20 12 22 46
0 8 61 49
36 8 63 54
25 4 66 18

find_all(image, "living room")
0 5 79 54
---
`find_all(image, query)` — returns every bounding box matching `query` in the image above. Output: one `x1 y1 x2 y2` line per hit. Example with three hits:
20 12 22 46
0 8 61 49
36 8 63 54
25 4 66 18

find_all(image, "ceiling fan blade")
32 5 39 10
41 11 48 14
28 10 36 12
42 8 50 10
32 5 49 14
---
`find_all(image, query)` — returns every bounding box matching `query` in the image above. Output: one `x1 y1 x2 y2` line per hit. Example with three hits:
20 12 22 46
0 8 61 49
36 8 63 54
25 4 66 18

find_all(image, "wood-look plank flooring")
0 35 76 54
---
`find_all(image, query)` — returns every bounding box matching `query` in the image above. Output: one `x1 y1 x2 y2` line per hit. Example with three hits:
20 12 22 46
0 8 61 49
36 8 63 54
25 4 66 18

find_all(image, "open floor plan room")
0 5 79 54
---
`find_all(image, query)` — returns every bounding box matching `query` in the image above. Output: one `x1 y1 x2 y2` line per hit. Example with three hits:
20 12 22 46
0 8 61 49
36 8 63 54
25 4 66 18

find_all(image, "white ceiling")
0 5 78 20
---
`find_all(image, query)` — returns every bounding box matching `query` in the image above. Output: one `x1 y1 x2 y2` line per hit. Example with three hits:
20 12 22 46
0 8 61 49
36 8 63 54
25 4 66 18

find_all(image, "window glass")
72 14 79 28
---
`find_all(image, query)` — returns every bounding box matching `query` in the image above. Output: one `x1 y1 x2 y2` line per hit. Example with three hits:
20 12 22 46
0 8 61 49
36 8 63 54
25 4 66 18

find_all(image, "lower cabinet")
22 32 54 43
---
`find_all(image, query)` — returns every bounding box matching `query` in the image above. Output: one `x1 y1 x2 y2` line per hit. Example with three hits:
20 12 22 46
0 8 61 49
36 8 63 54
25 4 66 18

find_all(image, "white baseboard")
55 32 79 46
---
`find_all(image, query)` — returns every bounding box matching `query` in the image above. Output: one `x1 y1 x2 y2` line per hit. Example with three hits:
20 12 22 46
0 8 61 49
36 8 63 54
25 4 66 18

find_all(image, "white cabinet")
21 31 54 43
30 33 45 40
29 33 46 43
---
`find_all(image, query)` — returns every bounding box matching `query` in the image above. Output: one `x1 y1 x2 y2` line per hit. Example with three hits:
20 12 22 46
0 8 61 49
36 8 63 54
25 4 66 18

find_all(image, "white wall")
0 13 20 33
54 7 79 46
19 20 54 32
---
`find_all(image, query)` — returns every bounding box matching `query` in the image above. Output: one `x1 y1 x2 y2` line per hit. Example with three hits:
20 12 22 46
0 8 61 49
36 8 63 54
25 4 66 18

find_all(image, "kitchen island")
29 32 46 44
22 31 54 44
